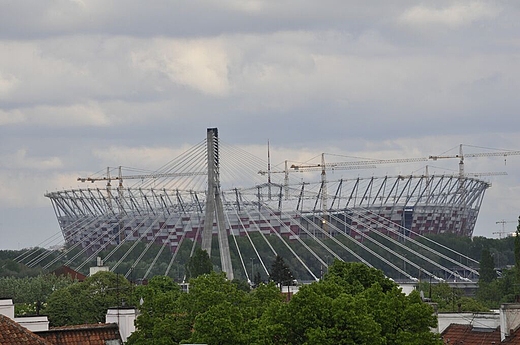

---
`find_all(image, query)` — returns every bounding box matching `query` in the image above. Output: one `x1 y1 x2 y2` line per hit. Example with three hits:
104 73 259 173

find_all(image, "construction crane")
258 161 377 198
77 166 207 212
429 144 520 179
78 166 206 194
465 172 507 178
290 156 428 171
288 146 518 220
494 220 518 239
288 154 428 222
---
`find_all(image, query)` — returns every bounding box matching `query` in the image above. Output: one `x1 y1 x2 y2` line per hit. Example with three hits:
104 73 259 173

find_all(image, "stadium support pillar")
202 128 233 280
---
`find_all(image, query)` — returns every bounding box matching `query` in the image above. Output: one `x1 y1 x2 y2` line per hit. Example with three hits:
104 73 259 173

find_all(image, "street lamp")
250 258 255 285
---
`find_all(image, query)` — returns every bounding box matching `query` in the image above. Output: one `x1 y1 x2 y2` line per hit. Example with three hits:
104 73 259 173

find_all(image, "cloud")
0 72 19 96
131 38 231 96
217 0 264 13
1 149 63 171
0 109 25 125
399 2 501 28
91 145 199 169
1 103 111 128
0 147 73 209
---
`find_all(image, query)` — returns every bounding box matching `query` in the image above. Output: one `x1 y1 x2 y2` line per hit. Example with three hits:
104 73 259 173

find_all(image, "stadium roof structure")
20 129 512 283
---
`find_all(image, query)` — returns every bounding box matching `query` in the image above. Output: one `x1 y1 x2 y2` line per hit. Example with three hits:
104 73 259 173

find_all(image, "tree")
126 263 441 345
46 271 133 326
129 272 261 345
0 274 74 316
269 255 294 290
259 261 442 345
253 271 262 287
479 248 497 283
127 276 189 345
185 248 213 279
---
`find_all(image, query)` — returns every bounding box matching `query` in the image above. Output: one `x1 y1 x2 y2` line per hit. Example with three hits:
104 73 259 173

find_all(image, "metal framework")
40 129 494 282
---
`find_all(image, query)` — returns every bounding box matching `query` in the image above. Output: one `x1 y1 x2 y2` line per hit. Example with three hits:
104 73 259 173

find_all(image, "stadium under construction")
32 128 520 283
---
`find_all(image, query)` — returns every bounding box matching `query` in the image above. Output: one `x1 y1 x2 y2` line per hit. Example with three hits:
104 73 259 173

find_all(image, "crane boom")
290 157 427 170
78 166 206 191
428 144 520 178
78 171 206 183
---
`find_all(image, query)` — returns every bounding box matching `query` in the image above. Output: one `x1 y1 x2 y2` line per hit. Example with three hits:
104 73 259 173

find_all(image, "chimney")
0 299 14 319
500 303 520 341
106 307 137 343
89 257 109 276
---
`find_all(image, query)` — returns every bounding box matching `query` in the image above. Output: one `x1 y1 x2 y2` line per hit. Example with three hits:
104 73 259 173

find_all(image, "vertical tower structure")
202 128 233 280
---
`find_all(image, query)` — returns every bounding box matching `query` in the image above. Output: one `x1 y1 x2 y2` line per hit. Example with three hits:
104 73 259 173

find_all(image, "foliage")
0 274 75 315
477 267 518 308
128 272 257 345
0 259 43 278
45 271 133 326
417 281 487 312
269 255 295 289
185 248 213 279
479 249 497 283
129 262 441 345
0 249 62 277
417 233 516 269
232 278 251 292
257 261 441 345
127 276 189 345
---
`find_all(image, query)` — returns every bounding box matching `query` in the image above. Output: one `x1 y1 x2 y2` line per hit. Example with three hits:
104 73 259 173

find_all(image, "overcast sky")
1 0 520 250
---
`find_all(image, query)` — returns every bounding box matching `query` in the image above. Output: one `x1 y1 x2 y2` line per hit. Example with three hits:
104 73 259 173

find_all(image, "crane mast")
494 220 517 239
429 144 520 178
288 145 519 219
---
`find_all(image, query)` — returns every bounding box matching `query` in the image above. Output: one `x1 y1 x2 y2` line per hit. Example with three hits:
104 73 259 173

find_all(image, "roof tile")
36 323 122 345
0 314 53 345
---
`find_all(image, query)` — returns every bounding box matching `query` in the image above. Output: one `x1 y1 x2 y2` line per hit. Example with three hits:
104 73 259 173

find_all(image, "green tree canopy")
128 262 441 345
0 274 75 316
45 271 133 326
257 261 441 345
127 276 189 345
269 255 294 288
185 248 213 279
479 248 497 283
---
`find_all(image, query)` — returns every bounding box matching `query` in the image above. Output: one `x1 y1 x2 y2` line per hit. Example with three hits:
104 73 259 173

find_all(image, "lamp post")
250 257 255 285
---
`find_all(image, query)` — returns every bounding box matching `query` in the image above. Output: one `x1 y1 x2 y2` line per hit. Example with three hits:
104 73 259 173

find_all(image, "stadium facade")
44 129 490 281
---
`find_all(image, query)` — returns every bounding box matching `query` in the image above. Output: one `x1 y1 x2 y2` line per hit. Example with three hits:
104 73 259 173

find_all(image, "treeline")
126 262 442 345
1 232 516 282
418 233 516 267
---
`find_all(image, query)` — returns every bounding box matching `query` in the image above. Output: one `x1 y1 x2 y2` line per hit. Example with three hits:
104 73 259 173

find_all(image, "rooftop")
0 314 52 345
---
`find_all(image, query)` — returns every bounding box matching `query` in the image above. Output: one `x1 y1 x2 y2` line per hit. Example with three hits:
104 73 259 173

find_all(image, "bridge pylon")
202 128 233 280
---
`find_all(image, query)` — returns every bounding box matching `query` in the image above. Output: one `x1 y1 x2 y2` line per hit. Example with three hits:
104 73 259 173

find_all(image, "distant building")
0 314 52 345
51 265 86 282
440 303 520 344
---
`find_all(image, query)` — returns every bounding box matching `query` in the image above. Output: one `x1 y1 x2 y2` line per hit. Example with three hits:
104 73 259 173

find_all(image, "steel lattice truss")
42 174 487 283
21 130 492 283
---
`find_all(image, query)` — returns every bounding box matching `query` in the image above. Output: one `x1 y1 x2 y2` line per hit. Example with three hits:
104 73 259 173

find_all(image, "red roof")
0 314 52 345
442 324 501 344
51 265 87 282
441 323 520 344
36 323 122 345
